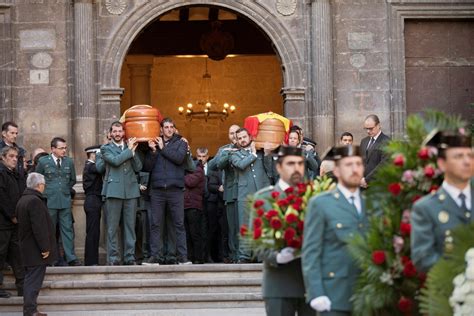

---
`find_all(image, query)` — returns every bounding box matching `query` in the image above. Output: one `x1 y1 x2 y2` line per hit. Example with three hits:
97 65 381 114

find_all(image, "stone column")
0 3 13 123
128 62 153 106
311 0 334 152
282 87 307 130
72 0 96 172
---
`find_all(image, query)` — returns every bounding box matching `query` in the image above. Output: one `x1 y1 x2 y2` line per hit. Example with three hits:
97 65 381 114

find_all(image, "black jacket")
206 168 223 203
144 134 188 189
0 162 26 230
83 160 104 196
360 132 391 183
16 188 57 266
0 140 26 181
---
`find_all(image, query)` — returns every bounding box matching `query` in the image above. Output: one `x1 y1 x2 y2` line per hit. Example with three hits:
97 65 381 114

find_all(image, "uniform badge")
438 194 446 201
334 192 340 199
438 211 449 223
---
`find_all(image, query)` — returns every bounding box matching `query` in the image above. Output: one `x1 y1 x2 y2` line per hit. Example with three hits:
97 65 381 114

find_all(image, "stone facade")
0 0 472 254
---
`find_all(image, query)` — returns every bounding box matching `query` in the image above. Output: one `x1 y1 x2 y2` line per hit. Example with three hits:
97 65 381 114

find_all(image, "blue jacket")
144 134 188 189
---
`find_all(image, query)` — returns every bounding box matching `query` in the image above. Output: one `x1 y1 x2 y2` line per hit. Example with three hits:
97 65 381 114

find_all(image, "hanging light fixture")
178 58 236 121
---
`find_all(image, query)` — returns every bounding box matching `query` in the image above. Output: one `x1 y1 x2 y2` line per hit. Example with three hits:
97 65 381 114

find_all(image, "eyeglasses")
364 125 378 131
55 147 67 150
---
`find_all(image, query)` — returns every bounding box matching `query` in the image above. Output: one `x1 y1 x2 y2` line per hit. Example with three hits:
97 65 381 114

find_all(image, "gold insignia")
328 272 335 277
445 230 451 236
336 223 343 229
438 194 446 201
445 243 454 252
466 212 471 219
438 211 449 223
445 236 453 243
334 192 340 199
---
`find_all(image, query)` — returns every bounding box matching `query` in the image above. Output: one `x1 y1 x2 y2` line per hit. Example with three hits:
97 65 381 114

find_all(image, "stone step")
0 293 264 312
2 278 261 295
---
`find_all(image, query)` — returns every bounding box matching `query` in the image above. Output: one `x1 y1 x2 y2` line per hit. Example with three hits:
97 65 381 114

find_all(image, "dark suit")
254 183 313 316
360 132 390 183
16 188 57 316
411 182 473 272
36 154 77 263
302 187 368 314
82 154 105 265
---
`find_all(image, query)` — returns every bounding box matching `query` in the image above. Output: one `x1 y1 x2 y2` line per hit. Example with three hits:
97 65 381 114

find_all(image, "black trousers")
23 264 46 316
264 297 314 316
204 200 227 262
84 194 103 266
0 228 24 294
184 208 204 263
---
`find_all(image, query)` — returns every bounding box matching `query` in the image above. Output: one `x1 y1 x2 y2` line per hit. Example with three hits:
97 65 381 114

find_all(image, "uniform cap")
322 145 361 161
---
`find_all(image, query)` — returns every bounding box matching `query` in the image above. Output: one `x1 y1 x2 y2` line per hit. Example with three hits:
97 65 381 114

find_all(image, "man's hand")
250 141 256 154
263 142 273 156
218 185 224 192
276 247 296 264
310 296 331 312
304 144 314 152
148 139 157 152
156 137 164 150
127 137 138 152
139 185 147 192
360 177 367 188
11 217 17 224
41 251 50 259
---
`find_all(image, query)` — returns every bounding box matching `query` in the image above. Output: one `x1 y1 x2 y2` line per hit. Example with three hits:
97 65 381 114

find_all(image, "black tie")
366 137 375 156
459 193 471 220
56 158 61 169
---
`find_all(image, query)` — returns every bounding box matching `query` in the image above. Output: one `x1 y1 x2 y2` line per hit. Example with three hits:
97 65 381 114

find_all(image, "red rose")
287 237 302 249
294 197 303 205
429 184 439 193
270 217 282 230
283 227 296 241
297 183 306 192
401 256 410 265
253 217 263 229
271 191 280 199
393 154 405 167
424 165 435 178
397 296 412 313
418 147 430 160
265 209 279 220
253 200 265 208
240 225 248 237
400 222 411 236
256 208 264 217
286 194 296 202
277 199 290 207
372 250 386 265
411 195 422 203
403 260 417 278
388 183 402 196
292 203 302 211
285 213 298 223
253 227 262 240
297 220 304 232
284 187 294 194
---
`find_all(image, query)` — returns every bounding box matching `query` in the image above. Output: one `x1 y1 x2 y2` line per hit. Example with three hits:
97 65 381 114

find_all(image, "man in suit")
302 145 368 315
208 124 240 262
101 121 142 265
254 145 313 316
36 137 80 266
16 172 57 316
231 127 272 263
0 146 25 298
82 145 105 266
0 121 26 182
359 114 390 187
411 131 473 272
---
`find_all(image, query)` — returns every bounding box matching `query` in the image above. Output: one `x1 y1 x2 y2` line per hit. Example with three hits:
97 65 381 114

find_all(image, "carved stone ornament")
105 0 128 15
276 0 297 16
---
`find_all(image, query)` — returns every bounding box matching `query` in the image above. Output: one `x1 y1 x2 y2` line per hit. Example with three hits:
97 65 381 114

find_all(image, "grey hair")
27 172 45 189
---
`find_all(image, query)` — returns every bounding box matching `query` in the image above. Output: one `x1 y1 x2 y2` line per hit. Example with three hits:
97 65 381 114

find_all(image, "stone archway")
98 0 306 140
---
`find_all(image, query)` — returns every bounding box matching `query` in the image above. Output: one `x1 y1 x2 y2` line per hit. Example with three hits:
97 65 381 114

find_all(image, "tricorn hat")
274 145 304 158
84 145 101 154
322 145 361 161
423 130 471 149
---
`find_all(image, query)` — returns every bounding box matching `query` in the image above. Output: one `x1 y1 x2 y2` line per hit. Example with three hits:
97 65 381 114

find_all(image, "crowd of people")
1 112 469 316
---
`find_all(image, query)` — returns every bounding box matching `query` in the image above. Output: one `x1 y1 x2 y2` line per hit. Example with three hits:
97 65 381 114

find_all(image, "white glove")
276 247 296 264
310 296 331 312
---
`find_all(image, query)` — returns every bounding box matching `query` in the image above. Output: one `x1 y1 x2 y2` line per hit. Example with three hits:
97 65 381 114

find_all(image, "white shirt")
367 130 382 149
442 181 471 210
51 153 61 166
277 179 290 192
113 141 124 149
337 183 362 214
203 163 208 176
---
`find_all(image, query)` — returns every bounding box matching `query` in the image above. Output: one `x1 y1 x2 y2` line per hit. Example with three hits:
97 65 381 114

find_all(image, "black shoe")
237 259 252 264
68 259 82 266
0 290 11 298
178 259 192 265
142 256 160 265
124 260 137 265
108 261 120 266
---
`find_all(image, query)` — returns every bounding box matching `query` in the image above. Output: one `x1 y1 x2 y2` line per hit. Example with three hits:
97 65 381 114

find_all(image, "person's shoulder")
254 185 275 197
413 189 441 210
37 154 51 164
311 189 338 204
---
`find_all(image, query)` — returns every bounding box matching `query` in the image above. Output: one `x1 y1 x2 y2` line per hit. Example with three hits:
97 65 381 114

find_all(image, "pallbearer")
411 130 473 272
302 145 368 315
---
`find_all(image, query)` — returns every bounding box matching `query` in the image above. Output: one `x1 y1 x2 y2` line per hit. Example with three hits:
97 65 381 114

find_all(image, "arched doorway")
120 6 284 155
99 0 306 148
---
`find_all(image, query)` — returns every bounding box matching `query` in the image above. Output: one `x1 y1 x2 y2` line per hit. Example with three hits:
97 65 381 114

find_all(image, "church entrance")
119 5 284 155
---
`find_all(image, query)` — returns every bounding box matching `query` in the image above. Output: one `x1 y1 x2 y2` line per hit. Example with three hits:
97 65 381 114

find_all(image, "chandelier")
178 59 236 121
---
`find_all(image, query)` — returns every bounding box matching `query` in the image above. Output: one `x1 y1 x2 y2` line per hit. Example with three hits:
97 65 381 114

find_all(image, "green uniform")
302 187 368 314
208 143 239 261
411 181 473 273
36 154 78 263
254 184 313 316
231 149 272 261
